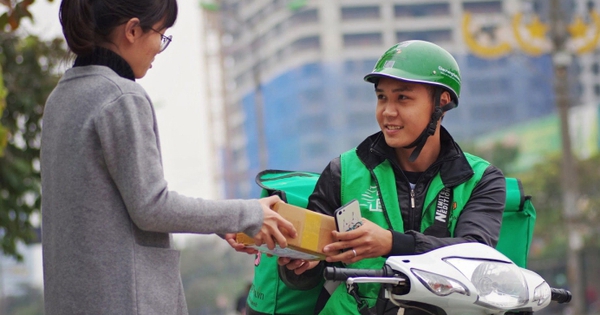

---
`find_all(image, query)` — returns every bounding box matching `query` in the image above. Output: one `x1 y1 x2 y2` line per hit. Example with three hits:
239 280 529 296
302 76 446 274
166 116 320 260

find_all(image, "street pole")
201 4 235 198
222 2 269 183
202 1 269 197
549 0 584 313
252 66 269 172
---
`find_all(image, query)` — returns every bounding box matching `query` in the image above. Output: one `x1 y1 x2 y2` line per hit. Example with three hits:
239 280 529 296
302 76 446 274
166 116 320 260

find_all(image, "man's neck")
394 136 441 172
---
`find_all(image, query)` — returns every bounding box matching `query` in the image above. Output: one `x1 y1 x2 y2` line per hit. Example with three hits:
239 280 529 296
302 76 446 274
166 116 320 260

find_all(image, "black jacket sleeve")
399 165 506 254
306 158 342 216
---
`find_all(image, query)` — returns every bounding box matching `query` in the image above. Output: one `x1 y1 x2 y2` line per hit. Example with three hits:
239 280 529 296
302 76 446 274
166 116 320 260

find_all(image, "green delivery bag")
246 170 536 315
247 170 323 315
495 177 537 268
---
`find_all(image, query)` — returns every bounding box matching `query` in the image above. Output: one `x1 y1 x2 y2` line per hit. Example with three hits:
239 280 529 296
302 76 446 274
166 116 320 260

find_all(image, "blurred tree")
0 0 60 259
0 63 7 155
0 0 54 154
520 153 600 258
519 154 566 257
0 31 65 259
522 153 600 315
460 140 520 175
463 140 600 261
0 0 53 32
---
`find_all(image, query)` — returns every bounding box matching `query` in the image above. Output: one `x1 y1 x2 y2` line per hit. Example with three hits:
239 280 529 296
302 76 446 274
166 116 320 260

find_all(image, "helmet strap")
404 88 457 162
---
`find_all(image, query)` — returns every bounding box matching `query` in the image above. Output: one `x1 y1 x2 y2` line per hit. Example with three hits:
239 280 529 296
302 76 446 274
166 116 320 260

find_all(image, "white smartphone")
334 199 363 232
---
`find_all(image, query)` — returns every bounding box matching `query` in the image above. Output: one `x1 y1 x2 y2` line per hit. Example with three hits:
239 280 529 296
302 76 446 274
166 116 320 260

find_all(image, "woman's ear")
123 18 141 44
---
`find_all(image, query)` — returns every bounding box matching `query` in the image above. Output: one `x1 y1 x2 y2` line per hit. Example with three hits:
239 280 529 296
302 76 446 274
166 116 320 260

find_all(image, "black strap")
270 189 288 202
403 87 457 162
423 187 453 237
347 283 376 315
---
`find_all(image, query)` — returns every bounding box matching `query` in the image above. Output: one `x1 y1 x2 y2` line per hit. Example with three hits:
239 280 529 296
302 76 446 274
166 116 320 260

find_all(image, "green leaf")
0 12 9 32
0 63 6 156
0 126 7 156
199 1 219 11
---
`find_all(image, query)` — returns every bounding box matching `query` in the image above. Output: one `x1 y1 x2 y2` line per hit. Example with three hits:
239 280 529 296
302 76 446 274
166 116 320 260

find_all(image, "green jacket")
283 128 505 314
321 140 492 314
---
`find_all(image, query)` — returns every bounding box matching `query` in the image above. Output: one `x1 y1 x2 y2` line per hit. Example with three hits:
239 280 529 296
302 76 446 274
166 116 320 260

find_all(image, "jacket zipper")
372 147 419 229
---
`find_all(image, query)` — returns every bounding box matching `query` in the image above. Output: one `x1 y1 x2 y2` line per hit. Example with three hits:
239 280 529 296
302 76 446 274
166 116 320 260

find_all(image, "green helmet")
364 40 461 105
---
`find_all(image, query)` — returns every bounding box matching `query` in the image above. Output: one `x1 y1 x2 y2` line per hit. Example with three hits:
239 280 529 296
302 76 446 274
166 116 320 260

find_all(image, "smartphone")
334 199 363 232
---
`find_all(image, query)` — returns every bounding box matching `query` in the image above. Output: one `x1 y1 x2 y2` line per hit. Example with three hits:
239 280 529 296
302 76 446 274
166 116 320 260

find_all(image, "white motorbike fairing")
324 243 570 315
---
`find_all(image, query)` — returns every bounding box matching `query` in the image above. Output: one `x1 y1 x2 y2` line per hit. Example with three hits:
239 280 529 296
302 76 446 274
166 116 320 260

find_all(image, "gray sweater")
41 65 262 315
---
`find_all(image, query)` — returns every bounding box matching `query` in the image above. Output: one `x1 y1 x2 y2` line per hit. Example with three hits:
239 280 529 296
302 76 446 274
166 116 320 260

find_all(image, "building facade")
205 0 599 199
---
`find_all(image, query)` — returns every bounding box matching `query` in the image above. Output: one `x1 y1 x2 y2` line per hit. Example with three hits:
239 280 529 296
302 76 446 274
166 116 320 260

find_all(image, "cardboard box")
236 202 336 260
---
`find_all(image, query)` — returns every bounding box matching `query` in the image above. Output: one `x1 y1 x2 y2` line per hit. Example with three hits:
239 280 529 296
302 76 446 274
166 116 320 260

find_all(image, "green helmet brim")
364 71 460 105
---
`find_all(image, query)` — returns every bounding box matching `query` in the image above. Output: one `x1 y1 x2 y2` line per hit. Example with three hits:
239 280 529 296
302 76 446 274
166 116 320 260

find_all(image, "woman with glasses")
40 1 297 314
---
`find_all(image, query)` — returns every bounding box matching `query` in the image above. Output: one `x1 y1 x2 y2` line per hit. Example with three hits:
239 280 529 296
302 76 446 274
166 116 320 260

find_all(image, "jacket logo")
361 185 382 212
435 188 452 223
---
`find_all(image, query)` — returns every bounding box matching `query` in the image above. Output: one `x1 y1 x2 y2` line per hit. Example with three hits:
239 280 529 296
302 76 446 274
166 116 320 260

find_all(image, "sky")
25 0 217 201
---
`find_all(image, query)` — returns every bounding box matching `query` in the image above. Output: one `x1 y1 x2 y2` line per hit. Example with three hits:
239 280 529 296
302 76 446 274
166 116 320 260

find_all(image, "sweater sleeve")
93 92 263 236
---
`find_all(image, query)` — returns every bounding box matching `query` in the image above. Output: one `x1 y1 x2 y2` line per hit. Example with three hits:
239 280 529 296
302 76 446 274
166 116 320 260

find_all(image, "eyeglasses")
150 28 172 53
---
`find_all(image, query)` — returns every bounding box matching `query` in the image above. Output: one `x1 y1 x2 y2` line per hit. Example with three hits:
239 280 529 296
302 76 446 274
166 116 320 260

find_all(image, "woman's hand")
277 257 320 275
323 218 392 264
253 195 298 250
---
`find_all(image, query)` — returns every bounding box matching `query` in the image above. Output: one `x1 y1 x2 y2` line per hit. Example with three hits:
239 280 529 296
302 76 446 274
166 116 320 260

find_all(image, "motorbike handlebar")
551 288 572 304
324 265 394 281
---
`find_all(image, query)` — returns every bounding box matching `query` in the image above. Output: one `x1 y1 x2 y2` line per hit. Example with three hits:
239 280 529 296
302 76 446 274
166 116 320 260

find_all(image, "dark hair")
59 0 178 55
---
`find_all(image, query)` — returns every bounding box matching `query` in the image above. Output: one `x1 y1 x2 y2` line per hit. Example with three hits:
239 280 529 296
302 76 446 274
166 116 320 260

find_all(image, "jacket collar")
355 126 474 186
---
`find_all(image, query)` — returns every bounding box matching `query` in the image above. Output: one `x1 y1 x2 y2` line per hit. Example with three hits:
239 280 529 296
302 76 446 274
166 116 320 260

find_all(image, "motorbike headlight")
533 281 551 306
411 268 469 296
445 258 529 309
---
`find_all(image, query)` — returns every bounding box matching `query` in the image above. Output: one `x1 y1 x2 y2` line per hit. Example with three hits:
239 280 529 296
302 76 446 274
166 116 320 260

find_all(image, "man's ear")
123 18 141 44
440 90 452 106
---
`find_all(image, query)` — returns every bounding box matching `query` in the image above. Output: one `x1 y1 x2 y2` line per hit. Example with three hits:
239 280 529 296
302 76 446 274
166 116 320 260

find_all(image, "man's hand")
277 257 320 275
323 218 392 264
224 233 258 255
253 195 298 250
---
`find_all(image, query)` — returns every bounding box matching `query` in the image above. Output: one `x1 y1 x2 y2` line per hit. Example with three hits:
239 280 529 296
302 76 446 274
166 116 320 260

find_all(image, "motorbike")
324 243 571 315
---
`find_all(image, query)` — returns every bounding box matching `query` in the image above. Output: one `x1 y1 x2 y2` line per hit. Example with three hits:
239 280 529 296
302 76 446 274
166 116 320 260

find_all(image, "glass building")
204 0 598 199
